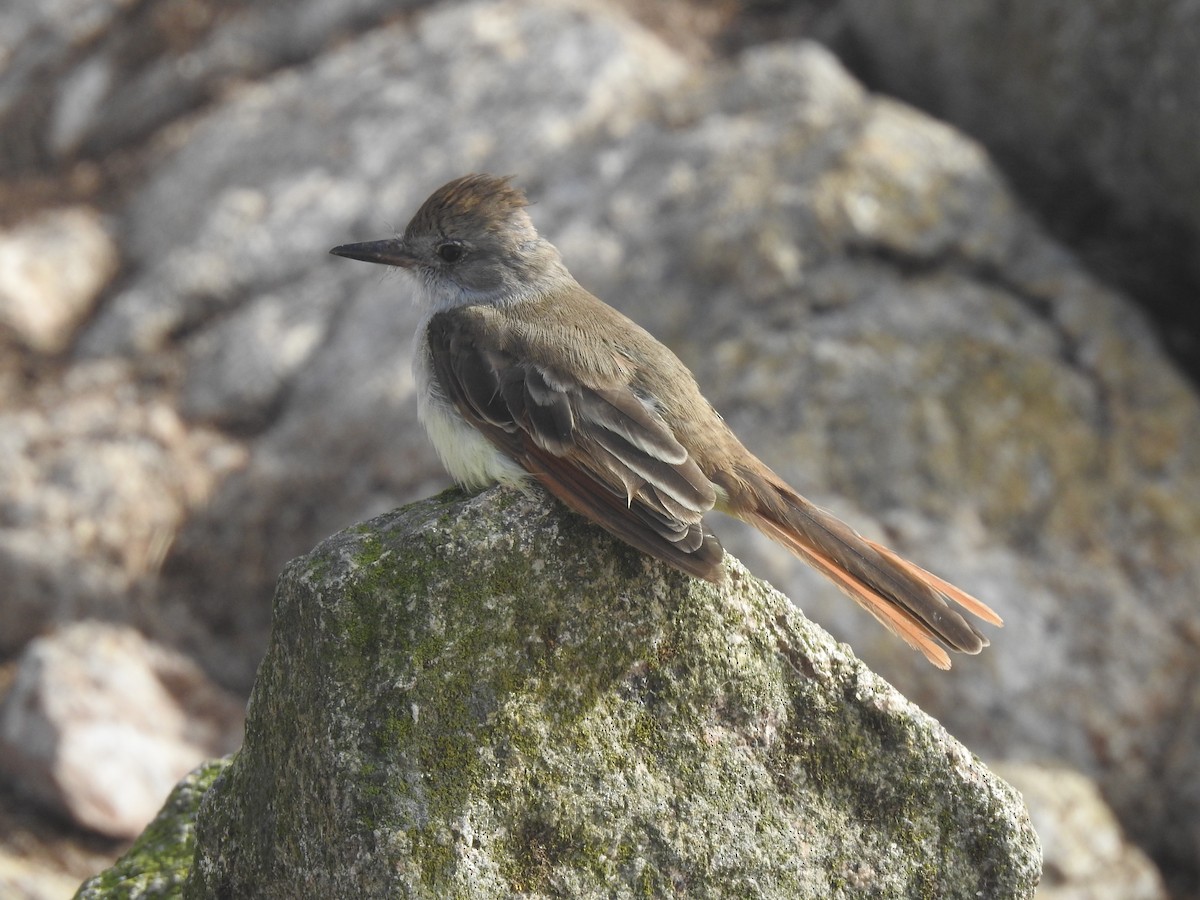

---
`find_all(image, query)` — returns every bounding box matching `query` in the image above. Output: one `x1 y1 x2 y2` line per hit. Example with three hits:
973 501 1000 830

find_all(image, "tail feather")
749 513 954 669
723 465 1001 668
864 538 1003 628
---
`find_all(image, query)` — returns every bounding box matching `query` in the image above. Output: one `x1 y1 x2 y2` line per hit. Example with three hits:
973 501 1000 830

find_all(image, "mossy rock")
82 487 1041 898
75 758 230 899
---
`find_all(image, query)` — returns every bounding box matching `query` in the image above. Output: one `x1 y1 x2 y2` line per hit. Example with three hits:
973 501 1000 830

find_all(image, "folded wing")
426 310 725 580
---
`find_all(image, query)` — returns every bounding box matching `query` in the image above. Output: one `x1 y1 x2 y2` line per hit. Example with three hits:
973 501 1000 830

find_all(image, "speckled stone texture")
160 488 1038 898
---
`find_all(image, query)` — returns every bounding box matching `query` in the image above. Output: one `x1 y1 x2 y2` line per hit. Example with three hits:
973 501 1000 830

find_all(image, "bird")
330 173 1002 668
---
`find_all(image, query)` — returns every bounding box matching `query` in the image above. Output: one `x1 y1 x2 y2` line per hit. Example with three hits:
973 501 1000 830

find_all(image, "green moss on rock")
81 487 1041 898
74 758 231 899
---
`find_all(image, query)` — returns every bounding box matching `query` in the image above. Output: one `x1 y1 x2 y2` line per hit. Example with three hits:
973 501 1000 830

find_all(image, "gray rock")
0 0 128 164
0 357 244 655
178 489 1037 897
0 0 430 171
0 622 243 839
0 207 118 353
993 763 1167 900
835 0 1200 359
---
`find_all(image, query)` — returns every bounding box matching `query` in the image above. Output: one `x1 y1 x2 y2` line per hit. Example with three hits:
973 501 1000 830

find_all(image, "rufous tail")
722 465 1002 669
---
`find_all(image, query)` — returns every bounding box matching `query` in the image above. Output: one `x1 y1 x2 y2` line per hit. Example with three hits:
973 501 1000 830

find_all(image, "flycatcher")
331 174 1001 668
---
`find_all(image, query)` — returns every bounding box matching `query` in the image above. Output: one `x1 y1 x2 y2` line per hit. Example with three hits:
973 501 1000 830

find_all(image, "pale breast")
413 317 530 490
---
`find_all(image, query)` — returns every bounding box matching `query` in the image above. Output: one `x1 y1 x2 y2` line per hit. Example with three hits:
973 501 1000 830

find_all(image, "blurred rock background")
0 0 1195 896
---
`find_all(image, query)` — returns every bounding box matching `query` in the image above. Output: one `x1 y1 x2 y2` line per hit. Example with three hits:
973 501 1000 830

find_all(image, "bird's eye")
436 242 464 263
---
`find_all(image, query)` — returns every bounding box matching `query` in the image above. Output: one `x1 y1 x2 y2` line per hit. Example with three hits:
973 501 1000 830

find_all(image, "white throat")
411 257 573 314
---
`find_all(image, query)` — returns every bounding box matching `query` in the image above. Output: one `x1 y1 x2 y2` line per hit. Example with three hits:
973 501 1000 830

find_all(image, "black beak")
329 239 418 268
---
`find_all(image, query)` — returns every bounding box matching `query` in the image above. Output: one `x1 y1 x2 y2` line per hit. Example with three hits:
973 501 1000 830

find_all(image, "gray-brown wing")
426 310 724 581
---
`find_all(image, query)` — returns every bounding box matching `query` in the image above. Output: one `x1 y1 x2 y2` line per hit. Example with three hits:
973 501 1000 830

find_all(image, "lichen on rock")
74 758 230 899
83 487 1041 898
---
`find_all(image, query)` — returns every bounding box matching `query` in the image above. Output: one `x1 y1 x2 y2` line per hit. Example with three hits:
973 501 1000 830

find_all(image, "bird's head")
330 173 568 309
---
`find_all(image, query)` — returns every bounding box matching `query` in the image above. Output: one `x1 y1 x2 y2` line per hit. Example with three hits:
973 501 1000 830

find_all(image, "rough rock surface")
0 622 243 839
94 489 1039 898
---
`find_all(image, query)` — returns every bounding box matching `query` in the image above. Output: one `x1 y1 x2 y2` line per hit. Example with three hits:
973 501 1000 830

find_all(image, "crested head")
330 174 571 310
405 174 534 245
